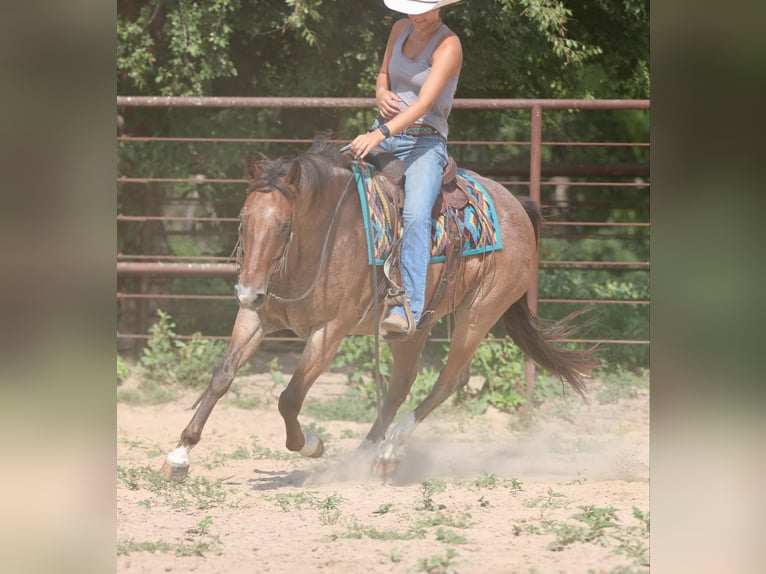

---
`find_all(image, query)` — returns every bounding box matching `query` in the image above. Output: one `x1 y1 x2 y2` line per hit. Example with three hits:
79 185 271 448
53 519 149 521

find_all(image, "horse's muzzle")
235 283 266 309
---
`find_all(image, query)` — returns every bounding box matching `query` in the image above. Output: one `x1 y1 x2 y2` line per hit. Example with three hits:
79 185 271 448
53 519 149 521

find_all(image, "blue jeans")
378 130 448 324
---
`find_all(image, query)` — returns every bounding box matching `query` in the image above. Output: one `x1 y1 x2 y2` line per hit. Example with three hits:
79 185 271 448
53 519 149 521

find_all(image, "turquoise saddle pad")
351 165 503 266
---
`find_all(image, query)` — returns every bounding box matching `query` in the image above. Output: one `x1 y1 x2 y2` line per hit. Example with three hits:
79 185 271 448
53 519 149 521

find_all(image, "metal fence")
117 97 650 380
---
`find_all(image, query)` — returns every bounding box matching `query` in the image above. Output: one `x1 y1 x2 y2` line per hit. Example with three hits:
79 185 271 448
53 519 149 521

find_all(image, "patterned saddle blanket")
351 163 503 266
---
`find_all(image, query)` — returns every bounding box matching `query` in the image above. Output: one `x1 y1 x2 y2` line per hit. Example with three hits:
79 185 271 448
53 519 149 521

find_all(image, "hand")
377 89 402 120
350 130 385 160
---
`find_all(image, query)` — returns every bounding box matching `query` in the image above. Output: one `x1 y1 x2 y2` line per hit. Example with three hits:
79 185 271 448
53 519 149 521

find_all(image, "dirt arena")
117 366 649 573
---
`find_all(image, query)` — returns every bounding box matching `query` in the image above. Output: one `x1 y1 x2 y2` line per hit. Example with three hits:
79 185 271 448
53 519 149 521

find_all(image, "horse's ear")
244 154 259 181
286 160 301 189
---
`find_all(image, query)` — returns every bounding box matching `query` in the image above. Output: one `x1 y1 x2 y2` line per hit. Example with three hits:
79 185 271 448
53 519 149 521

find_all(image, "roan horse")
159 135 595 480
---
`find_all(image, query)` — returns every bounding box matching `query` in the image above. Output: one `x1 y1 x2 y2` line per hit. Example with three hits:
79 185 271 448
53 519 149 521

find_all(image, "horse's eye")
278 220 291 234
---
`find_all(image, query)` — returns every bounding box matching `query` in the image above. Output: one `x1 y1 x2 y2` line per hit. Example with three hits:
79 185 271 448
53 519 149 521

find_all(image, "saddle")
364 146 477 335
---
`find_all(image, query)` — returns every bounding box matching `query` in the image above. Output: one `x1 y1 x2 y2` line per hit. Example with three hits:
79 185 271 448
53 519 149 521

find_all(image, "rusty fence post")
525 104 543 402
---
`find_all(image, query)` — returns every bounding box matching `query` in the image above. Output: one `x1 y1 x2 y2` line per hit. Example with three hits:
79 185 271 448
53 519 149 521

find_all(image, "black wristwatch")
378 124 391 138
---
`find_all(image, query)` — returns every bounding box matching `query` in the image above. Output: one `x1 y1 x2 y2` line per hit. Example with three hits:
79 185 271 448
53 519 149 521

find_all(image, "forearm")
375 72 390 98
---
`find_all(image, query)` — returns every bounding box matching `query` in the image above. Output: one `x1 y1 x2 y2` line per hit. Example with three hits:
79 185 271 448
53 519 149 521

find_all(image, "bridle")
233 172 356 304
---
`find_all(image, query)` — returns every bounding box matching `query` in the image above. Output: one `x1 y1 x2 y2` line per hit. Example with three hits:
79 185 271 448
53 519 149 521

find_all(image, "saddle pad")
352 165 503 266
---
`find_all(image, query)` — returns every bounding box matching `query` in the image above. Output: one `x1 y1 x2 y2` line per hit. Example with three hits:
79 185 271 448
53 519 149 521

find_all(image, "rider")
349 0 463 338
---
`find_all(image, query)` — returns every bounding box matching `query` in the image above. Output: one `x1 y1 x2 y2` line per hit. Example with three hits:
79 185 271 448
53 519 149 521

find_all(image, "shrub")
139 310 226 390
117 355 131 385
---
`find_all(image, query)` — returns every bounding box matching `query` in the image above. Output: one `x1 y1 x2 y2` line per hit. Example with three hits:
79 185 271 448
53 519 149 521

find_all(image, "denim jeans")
378 130 448 324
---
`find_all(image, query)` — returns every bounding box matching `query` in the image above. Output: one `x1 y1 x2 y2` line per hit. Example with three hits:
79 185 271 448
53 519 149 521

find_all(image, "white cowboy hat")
383 0 463 15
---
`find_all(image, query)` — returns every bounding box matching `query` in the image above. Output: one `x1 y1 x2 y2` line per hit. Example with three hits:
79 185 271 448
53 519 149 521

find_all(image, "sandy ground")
117 368 649 574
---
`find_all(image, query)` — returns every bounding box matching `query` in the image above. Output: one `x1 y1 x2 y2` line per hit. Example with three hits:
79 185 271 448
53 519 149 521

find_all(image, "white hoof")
159 447 190 481
371 442 401 478
299 430 324 458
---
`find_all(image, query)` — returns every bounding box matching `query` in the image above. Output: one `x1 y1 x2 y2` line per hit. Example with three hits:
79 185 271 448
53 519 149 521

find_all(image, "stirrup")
379 289 417 341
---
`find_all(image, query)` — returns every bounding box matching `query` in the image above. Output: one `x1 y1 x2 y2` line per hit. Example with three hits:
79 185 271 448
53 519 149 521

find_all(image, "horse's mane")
251 134 352 201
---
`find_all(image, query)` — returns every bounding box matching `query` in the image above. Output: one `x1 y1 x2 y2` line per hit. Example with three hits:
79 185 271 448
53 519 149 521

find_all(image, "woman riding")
349 0 464 339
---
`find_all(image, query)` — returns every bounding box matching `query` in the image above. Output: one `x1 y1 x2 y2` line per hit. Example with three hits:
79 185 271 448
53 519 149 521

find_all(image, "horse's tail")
517 195 542 244
503 293 597 398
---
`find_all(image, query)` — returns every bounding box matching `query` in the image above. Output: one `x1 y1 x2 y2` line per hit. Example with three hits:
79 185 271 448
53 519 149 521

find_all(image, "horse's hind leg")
160 308 264 480
359 331 430 450
371 321 486 477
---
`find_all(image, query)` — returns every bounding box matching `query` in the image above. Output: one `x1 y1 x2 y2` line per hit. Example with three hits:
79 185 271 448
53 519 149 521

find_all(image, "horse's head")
234 157 300 309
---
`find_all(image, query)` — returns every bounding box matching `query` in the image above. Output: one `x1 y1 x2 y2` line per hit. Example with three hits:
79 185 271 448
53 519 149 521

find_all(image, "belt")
400 124 440 137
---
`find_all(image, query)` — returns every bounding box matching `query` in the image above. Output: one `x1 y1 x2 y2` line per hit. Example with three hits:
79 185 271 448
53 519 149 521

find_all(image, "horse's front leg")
278 326 346 458
159 308 264 480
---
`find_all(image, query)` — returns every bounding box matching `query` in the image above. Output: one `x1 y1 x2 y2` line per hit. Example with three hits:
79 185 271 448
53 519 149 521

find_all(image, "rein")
266 171 355 304
355 159 385 420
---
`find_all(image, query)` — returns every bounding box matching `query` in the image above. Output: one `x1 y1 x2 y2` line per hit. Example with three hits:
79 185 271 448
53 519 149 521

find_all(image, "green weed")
117 516 221 556
250 436 298 460
525 488 567 509
339 520 426 541
417 547 459 573
373 502 394 515
472 472 500 489
435 527 467 545
316 494 343 525
418 477 446 511
116 465 232 510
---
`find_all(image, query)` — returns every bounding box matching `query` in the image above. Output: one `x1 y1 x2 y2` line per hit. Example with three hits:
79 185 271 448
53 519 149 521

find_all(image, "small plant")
267 491 318 512
315 494 343 525
117 516 221 556
250 436 298 460
373 502 394 515
418 477 446 511
416 511 474 530
473 472 500 489
340 520 426 541
435 527 467 545
544 505 620 551
525 487 567 509
508 478 525 495
418 547 459 573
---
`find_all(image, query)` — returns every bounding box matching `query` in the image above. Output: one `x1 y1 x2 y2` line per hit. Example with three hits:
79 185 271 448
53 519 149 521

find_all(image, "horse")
159 135 596 481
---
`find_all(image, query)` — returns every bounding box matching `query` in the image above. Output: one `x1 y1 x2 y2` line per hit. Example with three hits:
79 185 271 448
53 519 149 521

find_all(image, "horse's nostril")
234 284 267 308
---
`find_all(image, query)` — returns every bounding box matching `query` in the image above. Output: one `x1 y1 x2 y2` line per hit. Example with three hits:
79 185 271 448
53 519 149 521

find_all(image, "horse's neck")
286 175 354 273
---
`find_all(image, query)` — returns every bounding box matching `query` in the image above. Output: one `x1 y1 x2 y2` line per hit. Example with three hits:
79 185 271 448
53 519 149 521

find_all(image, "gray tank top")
388 22 458 139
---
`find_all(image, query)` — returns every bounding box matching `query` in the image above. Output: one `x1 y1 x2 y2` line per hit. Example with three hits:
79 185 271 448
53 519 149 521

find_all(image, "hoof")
370 455 400 478
370 440 401 478
299 430 324 458
159 447 190 481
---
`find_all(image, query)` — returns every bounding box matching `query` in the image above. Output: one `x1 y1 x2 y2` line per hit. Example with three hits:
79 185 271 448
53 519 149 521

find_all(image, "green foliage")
139 310 226 390
117 355 131 385
118 0 239 96
333 335 391 390
461 335 527 413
